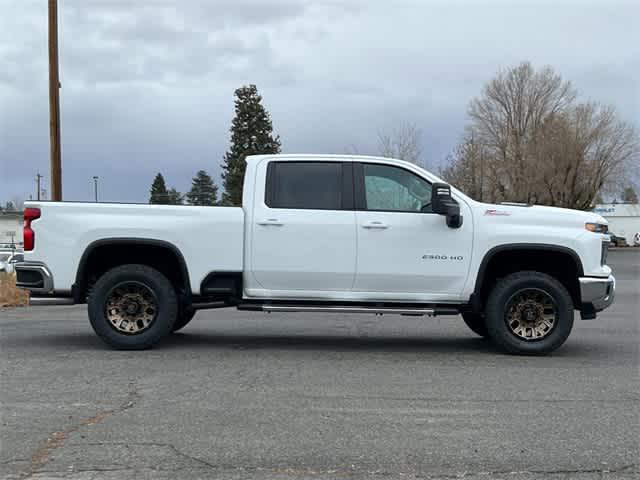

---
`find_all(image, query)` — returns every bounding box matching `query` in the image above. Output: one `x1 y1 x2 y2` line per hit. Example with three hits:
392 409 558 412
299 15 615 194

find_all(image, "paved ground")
1 250 638 479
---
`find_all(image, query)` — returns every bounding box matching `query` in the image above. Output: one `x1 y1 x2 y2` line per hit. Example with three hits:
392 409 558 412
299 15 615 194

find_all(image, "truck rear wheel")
485 271 574 355
88 264 178 350
461 312 489 338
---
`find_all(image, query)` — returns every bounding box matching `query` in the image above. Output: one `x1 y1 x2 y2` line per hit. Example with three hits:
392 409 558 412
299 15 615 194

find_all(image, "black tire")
461 312 489 338
485 271 574 355
172 307 196 332
88 264 178 350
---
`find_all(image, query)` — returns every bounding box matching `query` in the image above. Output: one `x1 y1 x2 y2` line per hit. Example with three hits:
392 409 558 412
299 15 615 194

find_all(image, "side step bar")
29 296 74 306
192 301 227 310
240 304 459 316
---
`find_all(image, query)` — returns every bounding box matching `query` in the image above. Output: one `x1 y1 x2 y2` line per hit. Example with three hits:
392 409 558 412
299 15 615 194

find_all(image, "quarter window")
362 163 432 212
266 162 343 210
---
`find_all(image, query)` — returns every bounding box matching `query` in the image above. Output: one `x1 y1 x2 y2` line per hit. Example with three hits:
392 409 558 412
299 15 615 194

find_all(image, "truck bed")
23 202 245 295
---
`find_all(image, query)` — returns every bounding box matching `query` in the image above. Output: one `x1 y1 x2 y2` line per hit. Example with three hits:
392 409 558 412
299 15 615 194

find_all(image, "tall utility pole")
48 0 62 201
36 172 43 200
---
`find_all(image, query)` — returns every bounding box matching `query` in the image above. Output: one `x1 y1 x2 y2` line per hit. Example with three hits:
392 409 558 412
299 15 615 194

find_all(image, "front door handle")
362 221 388 229
258 218 284 226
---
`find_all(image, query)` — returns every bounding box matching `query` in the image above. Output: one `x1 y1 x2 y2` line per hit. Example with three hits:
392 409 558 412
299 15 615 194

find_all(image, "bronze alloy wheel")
504 288 558 341
105 281 158 335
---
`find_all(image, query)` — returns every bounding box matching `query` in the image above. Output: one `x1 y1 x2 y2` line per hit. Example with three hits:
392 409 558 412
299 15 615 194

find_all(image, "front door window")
363 164 432 213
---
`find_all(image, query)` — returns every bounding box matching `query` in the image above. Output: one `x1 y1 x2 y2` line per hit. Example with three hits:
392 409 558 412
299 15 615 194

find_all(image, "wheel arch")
74 238 191 303
471 243 584 312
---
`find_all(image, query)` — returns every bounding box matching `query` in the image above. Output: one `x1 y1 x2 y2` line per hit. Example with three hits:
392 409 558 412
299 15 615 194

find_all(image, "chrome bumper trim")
579 275 615 312
15 262 54 293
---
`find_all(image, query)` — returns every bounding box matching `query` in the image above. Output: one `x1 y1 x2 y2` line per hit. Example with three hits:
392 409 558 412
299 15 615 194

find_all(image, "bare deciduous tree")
535 103 638 209
343 144 360 156
441 131 491 202
377 122 423 167
443 62 639 209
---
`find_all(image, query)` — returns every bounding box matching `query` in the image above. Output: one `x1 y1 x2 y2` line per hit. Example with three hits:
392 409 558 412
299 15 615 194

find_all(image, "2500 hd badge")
422 254 464 261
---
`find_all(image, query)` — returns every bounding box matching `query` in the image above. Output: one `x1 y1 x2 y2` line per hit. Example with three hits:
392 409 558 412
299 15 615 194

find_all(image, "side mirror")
431 182 463 229
431 183 452 215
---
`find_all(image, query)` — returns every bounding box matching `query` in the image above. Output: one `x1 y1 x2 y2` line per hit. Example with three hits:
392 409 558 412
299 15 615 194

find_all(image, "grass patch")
0 272 29 307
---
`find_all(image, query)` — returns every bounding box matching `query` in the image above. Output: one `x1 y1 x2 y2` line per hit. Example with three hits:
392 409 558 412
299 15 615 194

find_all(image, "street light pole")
93 176 99 202
48 0 62 201
36 172 42 201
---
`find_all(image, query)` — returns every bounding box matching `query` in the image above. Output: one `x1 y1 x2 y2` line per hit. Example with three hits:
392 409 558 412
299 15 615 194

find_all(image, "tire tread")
485 270 574 355
88 264 178 350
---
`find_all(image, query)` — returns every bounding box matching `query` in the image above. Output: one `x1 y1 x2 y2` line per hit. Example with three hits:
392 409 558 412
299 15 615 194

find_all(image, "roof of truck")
244 154 421 170
247 153 395 161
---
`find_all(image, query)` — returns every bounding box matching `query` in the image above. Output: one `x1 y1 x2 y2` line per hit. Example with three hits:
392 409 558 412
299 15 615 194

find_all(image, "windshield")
0 253 11 262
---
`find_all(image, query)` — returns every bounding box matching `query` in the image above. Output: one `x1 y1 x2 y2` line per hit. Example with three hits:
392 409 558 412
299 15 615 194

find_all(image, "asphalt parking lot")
1 250 638 480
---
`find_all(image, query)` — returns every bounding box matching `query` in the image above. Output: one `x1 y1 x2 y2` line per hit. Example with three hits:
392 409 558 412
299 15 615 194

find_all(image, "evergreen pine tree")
623 186 638 203
167 188 185 205
187 170 218 206
149 173 169 204
221 85 281 205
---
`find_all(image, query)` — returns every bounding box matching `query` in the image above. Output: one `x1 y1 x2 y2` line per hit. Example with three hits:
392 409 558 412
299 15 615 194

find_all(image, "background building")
0 210 23 250
593 204 640 244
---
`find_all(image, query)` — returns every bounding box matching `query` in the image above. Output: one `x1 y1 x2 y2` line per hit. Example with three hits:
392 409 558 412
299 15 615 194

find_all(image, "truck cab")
243 156 471 302
16 155 615 355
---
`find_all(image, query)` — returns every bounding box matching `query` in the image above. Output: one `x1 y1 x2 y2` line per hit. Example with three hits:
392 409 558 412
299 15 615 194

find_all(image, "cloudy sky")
1 0 638 203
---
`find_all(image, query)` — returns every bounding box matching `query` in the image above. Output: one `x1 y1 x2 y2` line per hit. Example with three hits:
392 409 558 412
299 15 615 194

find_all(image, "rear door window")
266 162 344 210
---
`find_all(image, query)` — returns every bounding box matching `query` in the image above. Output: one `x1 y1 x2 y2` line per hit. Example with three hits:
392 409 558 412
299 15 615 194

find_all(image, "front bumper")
579 274 615 317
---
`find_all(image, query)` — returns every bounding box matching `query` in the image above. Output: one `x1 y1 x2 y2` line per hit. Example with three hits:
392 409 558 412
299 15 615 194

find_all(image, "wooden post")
48 0 62 201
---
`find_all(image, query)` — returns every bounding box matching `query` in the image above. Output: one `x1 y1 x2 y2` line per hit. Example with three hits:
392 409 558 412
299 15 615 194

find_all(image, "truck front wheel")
485 271 574 355
88 264 178 350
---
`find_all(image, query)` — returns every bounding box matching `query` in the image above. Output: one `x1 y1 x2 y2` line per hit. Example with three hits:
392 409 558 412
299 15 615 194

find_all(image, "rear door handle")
258 218 284 226
362 221 388 229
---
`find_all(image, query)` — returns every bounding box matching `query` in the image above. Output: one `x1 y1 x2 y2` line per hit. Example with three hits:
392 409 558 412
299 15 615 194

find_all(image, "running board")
243 304 459 316
29 296 74 306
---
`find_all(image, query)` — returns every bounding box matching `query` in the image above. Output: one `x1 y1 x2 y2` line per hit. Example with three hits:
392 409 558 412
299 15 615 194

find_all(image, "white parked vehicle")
0 252 11 273
0 251 24 274
16 155 615 354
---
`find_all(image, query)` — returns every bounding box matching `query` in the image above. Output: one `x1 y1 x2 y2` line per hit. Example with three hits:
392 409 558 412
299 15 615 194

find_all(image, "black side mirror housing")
431 182 463 229
431 183 452 215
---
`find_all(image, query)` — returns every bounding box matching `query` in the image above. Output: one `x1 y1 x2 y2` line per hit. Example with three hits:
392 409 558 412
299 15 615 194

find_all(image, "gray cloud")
1 0 638 203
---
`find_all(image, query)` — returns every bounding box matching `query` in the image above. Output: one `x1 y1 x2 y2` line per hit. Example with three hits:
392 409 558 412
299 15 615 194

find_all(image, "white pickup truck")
16 155 615 354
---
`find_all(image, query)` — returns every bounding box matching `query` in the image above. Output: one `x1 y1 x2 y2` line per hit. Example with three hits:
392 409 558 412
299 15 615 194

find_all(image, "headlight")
585 222 608 233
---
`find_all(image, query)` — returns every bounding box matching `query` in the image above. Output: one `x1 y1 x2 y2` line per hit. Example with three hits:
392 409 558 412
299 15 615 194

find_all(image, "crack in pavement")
1 459 29 464
17 380 140 480
78 441 218 471
18 464 640 480
23 440 639 479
